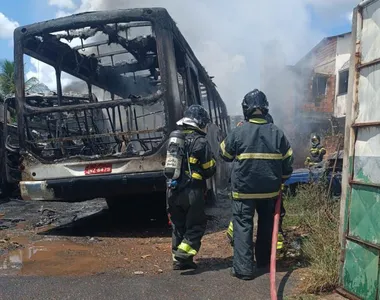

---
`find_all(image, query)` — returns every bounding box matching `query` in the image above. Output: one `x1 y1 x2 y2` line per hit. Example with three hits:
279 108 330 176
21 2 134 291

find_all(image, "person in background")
304 134 326 167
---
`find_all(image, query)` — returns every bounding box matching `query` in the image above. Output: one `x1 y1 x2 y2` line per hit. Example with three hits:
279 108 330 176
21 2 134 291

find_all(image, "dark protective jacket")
309 143 326 164
219 116 293 200
181 129 216 186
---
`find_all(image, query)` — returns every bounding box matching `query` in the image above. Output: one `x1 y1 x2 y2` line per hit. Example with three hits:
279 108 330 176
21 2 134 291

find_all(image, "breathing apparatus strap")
174 134 203 193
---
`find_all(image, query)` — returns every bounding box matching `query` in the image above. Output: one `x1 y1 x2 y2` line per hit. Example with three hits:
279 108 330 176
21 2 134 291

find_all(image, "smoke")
28 0 358 118
306 0 359 22
71 0 325 116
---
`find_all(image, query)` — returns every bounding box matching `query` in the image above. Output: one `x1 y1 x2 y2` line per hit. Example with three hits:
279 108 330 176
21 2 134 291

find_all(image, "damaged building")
261 32 351 167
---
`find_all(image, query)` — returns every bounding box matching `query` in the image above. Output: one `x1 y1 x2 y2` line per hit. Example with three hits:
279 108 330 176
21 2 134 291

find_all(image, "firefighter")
220 89 293 280
304 134 326 167
167 105 216 270
226 112 286 252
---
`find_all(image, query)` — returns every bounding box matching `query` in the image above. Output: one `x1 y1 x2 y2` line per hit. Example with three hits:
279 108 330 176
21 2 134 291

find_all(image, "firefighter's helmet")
177 105 211 130
311 134 321 146
242 89 269 120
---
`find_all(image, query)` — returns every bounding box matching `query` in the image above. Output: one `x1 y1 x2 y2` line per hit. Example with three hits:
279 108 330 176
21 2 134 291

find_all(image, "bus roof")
14 8 226 113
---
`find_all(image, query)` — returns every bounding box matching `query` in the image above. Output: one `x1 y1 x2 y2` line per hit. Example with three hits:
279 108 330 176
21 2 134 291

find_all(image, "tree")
0 59 15 98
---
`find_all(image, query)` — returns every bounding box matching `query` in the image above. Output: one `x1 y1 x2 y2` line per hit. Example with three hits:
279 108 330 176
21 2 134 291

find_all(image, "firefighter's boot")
172 254 197 270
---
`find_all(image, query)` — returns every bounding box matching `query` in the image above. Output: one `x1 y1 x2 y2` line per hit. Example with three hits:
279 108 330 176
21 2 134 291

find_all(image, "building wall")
334 33 352 118
258 34 349 167
294 37 338 117
297 37 337 74
335 34 351 74
313 38 337 75
289 37 339 166
302 74 336 113
335 94 348 117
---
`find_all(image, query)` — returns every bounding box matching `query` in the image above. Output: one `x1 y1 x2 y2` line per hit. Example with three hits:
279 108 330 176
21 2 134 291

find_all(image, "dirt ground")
0 193 234 277
2 192 346 300
0 191 328 300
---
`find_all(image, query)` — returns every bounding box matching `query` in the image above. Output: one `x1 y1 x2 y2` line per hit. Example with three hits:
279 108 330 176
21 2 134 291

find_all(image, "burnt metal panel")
14 8 168 37
11 7 230 203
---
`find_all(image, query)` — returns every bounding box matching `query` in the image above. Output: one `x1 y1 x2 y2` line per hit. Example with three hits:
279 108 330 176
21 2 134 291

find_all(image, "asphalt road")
0 268 295 300
0 196 297 300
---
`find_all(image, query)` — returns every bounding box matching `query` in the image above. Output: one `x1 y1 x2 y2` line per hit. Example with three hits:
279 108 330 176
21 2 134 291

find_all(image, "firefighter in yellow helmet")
304 134 326 167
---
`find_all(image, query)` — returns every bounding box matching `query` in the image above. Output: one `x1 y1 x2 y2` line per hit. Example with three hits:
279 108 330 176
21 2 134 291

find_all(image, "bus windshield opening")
17 18 166 161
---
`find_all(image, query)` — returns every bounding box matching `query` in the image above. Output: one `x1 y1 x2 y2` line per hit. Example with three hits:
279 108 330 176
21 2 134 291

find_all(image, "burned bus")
9 8 230 206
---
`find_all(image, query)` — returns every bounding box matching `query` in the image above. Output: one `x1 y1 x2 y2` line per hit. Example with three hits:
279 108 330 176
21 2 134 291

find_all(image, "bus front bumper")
19 171 166 201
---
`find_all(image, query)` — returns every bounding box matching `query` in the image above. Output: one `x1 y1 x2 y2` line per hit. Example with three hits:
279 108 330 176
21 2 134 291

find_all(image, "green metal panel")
339 1 380 298
342 186 351 238
378 267 380 299
349 185 380 245
343 240 379 300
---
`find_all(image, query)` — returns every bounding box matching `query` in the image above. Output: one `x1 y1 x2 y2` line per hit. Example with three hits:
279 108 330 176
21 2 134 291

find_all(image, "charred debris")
13 9 176 162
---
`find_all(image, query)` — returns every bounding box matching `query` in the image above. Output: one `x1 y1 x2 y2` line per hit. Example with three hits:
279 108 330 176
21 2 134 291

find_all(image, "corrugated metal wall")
340 1 380 299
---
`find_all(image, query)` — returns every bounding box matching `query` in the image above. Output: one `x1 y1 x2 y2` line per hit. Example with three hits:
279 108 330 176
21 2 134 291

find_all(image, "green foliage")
0 59 15 97
285 183 340 294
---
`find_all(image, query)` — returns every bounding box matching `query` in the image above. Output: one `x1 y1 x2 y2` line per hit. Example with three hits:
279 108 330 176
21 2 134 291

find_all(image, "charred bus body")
11 8 230 204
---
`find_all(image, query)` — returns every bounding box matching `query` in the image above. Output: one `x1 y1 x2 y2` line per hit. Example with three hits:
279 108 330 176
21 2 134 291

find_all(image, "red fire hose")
270 191 282 300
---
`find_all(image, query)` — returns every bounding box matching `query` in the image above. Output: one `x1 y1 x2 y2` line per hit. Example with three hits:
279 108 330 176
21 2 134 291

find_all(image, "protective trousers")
167 186 207 262
227 200 285 248
232 198 275 277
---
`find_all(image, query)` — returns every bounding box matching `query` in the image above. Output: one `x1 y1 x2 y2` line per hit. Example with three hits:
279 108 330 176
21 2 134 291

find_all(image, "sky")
0 0 359 114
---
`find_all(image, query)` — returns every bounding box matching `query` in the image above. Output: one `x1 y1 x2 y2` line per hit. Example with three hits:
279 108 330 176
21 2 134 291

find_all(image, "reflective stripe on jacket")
219 116 293 199
309 144 326 163
183 130 216 182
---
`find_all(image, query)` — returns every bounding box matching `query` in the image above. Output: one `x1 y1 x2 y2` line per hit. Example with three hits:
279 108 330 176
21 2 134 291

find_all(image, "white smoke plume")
29 0 358 117
74 0 324 115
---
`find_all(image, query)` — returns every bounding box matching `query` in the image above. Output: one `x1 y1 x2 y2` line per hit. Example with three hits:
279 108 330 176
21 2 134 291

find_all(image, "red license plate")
84 164 112 175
